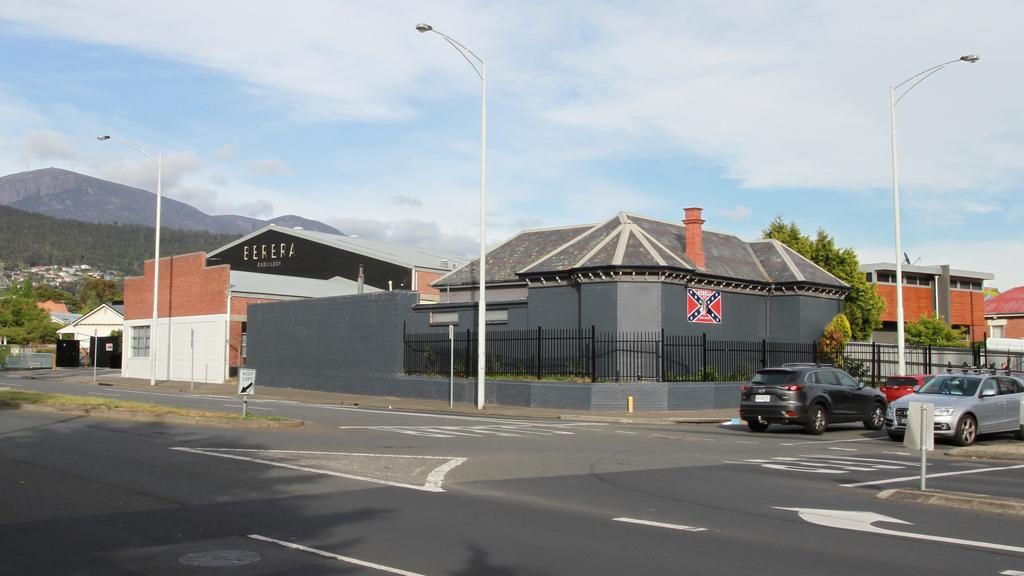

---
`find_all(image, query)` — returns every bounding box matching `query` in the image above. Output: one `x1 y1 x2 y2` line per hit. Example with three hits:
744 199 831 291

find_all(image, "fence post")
536 326 542 380
871 342 878 385
660 328 666 381
812 340 819 365
590 326 597 383
702 333 708 378
464 329 472 378
761 338 767 369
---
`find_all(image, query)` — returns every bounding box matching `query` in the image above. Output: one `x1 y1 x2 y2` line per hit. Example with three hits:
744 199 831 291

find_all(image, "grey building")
413 208 849 342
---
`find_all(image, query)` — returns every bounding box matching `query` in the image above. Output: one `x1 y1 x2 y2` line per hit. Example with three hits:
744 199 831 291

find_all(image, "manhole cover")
178 549 262 567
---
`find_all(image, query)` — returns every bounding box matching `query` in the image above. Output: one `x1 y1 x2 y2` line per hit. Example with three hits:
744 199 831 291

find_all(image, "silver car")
884 371 1024 446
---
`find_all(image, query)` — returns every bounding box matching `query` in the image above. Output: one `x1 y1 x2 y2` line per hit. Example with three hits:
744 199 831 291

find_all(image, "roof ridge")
519 215 619 274
772 240 806 282
574 223 625 268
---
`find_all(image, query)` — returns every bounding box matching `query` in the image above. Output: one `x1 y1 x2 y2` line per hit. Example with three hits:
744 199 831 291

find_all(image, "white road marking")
615 431 639 435
248 534 426 576
1000 570 1024 575
732 440 759 444
613 517 707 532
89 392 121 397
725 454 916 474
779 507 1024 555
841 463 1024 487
827 447 858 452
883 451 912 456
116 389 234 401
780 436 888 446
339 423 583 438
652 434 685 440
170 447 465 492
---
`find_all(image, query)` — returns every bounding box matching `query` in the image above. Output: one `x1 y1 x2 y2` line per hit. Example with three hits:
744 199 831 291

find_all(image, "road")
2 371 1022 575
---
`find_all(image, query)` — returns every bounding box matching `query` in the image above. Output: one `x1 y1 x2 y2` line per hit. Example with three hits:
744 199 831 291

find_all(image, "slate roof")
434 212 847 289
985 286 1024 316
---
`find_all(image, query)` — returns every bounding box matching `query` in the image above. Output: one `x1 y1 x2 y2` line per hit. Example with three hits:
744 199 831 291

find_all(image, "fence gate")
56 340 80 368
90 336 122 369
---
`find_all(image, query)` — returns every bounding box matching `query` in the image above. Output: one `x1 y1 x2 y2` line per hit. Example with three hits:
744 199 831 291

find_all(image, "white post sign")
904 401 934 490
238 368 256 417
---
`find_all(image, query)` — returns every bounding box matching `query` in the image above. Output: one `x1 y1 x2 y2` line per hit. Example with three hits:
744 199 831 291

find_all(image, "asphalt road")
2 372 1023 575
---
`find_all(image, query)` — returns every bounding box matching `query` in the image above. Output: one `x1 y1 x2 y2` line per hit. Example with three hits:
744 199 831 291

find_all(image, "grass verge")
0 390 293 424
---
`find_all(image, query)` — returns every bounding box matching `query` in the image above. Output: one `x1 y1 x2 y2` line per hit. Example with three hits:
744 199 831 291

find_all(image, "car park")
884 370 1024 446
879 373 935 403
740 365 887 435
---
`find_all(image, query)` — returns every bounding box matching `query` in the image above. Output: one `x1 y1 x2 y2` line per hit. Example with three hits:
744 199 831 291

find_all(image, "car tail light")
784 385 804 391
784 410 798 417
741 385 750 392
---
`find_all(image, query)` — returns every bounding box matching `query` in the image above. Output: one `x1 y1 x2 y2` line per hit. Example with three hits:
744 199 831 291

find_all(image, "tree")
819 313 852 365
905 314 967 347
0 288 60 344
75 278 123 312
763 216 885 341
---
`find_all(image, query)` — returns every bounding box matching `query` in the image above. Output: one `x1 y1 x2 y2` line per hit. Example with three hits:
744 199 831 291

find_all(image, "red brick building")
860 263 992 343
985 285 1024 340
122 225 464 383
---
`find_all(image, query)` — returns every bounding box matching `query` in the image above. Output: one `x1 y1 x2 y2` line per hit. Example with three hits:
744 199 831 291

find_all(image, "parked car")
740 365 887 435
885 371 1024 446
879 374 935 403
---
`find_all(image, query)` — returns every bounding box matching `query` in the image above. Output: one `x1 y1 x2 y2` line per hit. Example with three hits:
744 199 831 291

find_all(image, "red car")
879 374 935 402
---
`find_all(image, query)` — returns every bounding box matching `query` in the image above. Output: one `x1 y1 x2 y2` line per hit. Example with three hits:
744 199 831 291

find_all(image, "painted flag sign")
687 288 722 324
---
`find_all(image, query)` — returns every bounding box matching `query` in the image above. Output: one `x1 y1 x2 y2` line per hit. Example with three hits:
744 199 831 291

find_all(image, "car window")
997 378 1022 395
835 372 860 388
885 376 917 387
979 379 998 397
919 375 981 396
815 370 840 386
751 371 798 385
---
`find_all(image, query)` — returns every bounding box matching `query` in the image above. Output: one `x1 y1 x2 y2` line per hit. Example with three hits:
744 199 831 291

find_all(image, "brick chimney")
683 207 705 268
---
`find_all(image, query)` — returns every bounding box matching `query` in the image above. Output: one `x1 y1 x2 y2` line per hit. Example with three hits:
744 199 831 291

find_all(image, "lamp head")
415 23 433 33
96 135 111 141
960 54 980 63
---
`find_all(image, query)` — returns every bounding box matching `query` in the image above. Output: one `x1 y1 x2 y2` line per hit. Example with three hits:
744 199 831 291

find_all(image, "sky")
0 1 1021 288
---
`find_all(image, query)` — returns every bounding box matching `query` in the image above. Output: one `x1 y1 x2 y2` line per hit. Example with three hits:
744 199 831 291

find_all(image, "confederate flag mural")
687 288 722 324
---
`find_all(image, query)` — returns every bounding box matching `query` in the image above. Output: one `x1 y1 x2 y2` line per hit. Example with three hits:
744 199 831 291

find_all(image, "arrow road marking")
778 507 1024 555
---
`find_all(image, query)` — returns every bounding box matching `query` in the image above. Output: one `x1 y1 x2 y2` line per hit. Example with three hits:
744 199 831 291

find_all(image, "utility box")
904 401 934 452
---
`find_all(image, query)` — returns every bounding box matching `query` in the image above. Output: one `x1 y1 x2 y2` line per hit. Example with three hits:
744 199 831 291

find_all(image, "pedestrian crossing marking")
338 423 590 438
724 454 918 475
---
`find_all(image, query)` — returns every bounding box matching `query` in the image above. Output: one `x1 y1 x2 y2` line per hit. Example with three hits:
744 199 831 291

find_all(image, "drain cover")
178 549 262 567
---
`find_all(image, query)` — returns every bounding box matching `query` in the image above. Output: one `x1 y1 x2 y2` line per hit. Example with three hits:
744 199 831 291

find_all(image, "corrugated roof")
985 285 1024 315
230 271 379 299
209 225 467 272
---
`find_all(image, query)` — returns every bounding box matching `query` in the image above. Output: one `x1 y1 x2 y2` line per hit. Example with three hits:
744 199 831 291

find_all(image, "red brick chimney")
683 207 705 268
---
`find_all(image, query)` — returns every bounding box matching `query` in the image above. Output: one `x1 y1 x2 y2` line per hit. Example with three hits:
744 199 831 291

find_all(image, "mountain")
0 204 238 276
0 168 342 235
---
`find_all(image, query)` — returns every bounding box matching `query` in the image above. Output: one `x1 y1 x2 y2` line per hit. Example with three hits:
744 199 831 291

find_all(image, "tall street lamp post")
889 54 978 376
416 23 488 409
97 135 163 386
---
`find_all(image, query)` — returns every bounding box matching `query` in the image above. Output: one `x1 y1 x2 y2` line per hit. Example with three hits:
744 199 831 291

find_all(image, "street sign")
238 368 256 395
105 343 114 352
904 401 934 491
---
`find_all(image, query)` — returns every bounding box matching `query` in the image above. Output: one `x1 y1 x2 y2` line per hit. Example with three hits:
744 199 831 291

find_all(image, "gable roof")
985 286 1024 316
435 212 848 290
208 224 467 272
59 303 124 329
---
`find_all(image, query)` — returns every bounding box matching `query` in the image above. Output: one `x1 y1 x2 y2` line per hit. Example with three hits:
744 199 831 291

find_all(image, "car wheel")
953 414 977 447
1015 426 1023 441
863 403 885 430
887 431 904 442
747 419 769 432
804 404 828 435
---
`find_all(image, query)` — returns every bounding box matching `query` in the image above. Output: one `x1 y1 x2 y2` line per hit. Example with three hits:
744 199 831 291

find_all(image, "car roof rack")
942 362 1009 375
780 362 835 368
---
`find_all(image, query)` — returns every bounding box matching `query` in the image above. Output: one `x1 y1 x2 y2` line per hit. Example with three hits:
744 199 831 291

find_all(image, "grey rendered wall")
580 283 618 332
527 284 581 329
768 294 842 342
662 284 768 339
247 291 419 394
407 302 530 333
616 283 662 332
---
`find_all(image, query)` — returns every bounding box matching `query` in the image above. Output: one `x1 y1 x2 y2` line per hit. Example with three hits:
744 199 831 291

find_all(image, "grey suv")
740 365 887 435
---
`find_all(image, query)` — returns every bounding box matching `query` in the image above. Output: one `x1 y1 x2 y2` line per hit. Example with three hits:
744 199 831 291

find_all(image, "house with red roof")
985 286 1024 340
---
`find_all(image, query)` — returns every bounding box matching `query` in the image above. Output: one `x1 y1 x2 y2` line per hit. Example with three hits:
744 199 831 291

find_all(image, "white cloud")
23 130 78 162
719 205 752 222
212 144 236 161
246 158 289 176
329 216 477 258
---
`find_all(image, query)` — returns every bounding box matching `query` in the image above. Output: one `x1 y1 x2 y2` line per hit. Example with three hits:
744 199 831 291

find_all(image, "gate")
56 340 80 368
90 336 122 369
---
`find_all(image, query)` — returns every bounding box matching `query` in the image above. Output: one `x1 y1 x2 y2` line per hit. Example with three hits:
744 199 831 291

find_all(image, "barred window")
131 325 151 358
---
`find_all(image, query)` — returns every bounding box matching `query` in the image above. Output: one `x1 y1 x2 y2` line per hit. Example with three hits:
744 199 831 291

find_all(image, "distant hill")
0 204 239 276
0 168 342 235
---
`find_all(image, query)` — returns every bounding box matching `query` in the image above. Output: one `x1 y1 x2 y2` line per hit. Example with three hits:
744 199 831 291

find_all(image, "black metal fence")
403 326 817 382
403 326 1024 383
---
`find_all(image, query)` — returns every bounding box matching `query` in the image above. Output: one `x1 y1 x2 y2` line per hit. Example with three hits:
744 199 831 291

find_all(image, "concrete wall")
123 314 228 384
247 291 419 393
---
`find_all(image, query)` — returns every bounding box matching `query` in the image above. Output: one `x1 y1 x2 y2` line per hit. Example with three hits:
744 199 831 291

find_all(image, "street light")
98 135 163 386
416 22 488 409
889 54 978 375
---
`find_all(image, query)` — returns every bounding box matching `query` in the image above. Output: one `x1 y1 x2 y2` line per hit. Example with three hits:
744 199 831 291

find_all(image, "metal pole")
449 324 454 408
919 402 927 490
190 328 195 391
890 86 906 376
476 59 487 410
151 153 162 385
242 396 248 418
92 328 98 382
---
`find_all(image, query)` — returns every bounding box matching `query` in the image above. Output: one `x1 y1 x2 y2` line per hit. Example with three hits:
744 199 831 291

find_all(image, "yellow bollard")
627 395 634 414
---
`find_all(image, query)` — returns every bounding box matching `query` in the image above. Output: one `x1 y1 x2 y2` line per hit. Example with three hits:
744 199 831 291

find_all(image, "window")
865 272 873 283
430 311 459 325
131 325 151 358
814 370 840 386
836 372 861 388
991 325 1005 338
241 321 248 359
485 309 509 324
